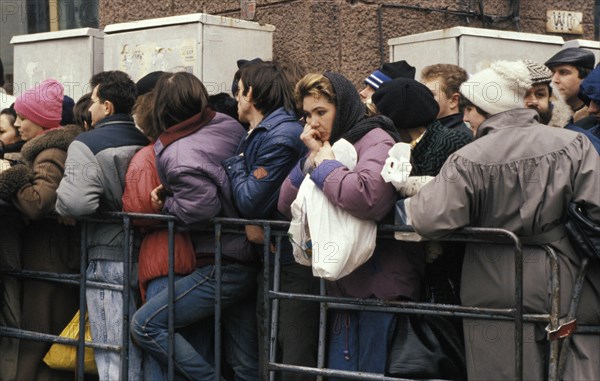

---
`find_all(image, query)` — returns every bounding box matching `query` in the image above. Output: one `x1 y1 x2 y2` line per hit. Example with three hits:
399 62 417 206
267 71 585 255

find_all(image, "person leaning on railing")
55 71 149 381
278 71 422 378
130 72 260 381
398 60 600 380
0 79 83 381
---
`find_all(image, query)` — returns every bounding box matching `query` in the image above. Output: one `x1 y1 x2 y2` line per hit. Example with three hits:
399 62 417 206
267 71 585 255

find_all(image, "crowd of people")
0 45 599 381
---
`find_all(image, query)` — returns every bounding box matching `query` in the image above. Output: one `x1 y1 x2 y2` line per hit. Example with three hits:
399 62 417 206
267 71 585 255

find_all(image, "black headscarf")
323 71 401 144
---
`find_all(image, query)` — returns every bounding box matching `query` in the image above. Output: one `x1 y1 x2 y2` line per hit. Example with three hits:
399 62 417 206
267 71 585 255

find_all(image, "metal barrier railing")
0 212 597 381
263 224 531 381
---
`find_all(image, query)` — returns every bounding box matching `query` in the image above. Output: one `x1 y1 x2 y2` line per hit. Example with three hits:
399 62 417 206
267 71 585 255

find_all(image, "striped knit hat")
364 60 415 90
523 60 552 85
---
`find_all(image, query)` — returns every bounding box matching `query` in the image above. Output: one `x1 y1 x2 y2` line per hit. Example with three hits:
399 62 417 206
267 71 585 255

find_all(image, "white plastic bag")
380 143 432 241
288 139 377 280
380 142 412 189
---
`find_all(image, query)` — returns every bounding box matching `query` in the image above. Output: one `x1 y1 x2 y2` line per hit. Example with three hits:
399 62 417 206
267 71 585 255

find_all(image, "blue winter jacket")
578 65 600 154
223 107 307 220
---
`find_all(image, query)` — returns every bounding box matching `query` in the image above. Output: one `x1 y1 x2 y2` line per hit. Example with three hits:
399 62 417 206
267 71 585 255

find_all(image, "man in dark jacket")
420 63 473 139
223 61 315 381
545 47 596 128
56 71 149 381
522 59 600 154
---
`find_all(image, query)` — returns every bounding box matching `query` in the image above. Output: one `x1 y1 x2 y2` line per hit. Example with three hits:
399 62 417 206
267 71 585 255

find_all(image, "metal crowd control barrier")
261 223 598 381
1 212 598 381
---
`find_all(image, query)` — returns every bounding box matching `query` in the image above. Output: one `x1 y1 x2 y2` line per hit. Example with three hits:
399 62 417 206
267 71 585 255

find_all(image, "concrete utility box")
388 26 600 76
103 13 275 94
10 28 104 100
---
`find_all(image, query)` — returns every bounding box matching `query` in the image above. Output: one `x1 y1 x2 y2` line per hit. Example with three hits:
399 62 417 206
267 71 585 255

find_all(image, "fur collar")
20 124 83 165
548 95 573 128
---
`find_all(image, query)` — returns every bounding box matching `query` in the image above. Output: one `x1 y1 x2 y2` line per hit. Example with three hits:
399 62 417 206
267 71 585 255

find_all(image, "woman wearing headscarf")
278 72 424 376
0 79 83 381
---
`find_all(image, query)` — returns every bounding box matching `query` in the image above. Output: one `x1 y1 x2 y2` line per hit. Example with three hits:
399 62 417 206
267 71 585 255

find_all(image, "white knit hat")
459 60 532 115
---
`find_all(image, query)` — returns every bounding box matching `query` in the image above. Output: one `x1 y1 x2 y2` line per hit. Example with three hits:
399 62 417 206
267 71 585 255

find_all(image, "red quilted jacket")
122 144 196 301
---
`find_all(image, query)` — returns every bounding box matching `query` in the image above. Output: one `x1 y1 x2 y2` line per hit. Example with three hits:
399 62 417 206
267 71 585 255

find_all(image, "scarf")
324 71 400 144
158 107 216 149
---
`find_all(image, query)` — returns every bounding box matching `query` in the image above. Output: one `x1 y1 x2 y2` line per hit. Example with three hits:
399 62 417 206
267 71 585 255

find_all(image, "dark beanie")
372 78 439 130
136 71 165 97
364 60 416 90
60 95 75 125
237 57 264 69
232 57 264 95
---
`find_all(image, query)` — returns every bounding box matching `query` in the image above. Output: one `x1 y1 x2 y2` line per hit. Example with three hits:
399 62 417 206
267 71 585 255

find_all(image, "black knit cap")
236 57 264 69
232 57 264 95
60 95 75 125
545 47 595 70
136 71 166 97
364 60 416 90
381 60 415 79
372 78 440 130
324 71 400 144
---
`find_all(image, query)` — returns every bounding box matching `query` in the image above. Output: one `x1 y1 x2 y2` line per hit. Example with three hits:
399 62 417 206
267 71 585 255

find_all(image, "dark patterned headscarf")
323 71 401 144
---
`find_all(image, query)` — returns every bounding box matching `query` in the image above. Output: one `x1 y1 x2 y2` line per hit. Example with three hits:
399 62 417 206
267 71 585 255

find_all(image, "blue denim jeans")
86 260 143 381
131 263 259 381
143 276 215 381
327 310 396 380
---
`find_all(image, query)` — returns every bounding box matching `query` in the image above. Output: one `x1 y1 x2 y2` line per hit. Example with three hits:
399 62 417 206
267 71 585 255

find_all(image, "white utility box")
388 26 600 76
103 13 275 94
10 28 104 100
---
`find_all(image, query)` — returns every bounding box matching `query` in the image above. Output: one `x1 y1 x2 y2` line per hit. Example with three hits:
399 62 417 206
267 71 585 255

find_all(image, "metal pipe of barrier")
317 278 327 381
545 245 561 381
263 224 277 381
121 217 132 381
576 325 600 333
0 326 120 351
0 269 79 282
214 223 222 381
272 293 552 323
510 231 524 381
0 269 123 291
212 217 290 228
268 234 282 381
77 220 88 381
270 291 515 315
557 257 590 379
269 363 412 380
262 225 272 379
167 220 176 381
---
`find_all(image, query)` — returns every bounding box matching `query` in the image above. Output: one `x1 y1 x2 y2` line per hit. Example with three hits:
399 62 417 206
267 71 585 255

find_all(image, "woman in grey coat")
400 60 600 380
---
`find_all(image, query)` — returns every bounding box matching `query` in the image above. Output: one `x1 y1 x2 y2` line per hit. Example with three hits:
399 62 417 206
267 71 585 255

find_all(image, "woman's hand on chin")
314 141 335 166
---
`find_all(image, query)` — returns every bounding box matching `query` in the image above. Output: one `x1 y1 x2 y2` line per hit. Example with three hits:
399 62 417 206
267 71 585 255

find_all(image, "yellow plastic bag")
43 310 98 374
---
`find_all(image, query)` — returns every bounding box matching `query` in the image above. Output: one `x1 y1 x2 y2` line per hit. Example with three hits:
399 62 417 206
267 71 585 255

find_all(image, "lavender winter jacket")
278 128 424 301
155 112 255 264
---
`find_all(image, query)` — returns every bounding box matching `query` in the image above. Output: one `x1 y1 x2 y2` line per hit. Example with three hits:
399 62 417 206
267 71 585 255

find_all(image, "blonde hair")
421 64 468 99
364 98 378 116
294 73 336 111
